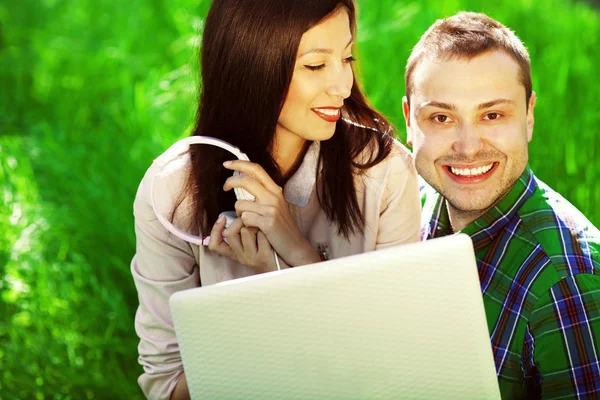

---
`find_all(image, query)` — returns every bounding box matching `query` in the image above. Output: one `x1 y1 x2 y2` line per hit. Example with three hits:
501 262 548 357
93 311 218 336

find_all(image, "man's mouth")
443 162 499 183
449 163 494 177
312 107 341 122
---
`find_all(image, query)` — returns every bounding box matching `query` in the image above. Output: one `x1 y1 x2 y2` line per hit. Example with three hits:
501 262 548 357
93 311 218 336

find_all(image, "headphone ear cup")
219 211 238 229
232 170 256 201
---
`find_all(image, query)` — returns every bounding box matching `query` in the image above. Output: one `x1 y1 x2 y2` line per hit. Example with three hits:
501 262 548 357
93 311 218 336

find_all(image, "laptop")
169 234 501 400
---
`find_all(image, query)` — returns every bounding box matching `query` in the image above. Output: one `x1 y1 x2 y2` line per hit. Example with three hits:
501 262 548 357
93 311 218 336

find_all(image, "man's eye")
434 115 448 123
486 112 500 120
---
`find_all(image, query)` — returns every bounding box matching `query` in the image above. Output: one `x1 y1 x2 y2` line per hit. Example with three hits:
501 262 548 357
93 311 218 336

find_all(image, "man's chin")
428 177 505 215
444 194 498 215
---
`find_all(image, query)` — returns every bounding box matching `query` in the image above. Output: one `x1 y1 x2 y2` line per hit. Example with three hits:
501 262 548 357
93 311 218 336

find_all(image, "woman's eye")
305 64 325 71
434 115 449 123
344 56 356 64
485 112 500 120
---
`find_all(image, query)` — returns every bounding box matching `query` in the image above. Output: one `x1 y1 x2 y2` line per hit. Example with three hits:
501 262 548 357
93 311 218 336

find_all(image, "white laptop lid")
170 234 501 400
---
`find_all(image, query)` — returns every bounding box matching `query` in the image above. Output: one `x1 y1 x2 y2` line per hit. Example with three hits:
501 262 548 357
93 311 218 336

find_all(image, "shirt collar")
425 166 537 242
282 141 320 208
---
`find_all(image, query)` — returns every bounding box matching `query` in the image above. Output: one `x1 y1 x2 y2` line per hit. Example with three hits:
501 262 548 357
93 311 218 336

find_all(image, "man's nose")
451 123 484 158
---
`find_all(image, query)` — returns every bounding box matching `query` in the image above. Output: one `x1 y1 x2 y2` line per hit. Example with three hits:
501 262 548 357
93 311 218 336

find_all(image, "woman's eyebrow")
298 36 353 57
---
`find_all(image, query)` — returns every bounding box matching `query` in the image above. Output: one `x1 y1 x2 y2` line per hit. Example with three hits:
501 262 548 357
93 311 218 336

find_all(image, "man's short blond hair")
405 12 532 107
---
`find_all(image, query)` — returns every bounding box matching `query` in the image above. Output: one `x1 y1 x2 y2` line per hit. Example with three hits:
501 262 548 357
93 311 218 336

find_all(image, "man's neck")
445 201 488 233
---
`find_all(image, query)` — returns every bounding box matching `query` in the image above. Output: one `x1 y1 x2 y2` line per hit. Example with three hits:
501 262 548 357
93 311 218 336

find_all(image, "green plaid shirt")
421 166 600 400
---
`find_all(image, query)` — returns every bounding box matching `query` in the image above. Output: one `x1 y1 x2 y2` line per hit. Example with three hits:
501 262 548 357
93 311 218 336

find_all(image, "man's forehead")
410 51 524 106
413 51 520 82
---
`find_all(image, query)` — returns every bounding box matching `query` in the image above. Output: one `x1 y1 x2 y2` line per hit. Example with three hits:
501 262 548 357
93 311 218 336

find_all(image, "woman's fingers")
207 212 282 273
222 217 243 253
256 230 270 249
223 160 283 194
234 200 274 218
256 231 277 271
223 173 273 203
240 226 259 255
238 210 272 232
207 214 234 257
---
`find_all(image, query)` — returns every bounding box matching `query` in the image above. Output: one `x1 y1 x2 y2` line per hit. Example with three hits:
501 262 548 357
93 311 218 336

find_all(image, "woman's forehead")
297 7 352 57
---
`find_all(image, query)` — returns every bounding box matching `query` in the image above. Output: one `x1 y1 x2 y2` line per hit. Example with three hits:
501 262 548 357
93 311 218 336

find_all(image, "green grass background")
1 0 598 398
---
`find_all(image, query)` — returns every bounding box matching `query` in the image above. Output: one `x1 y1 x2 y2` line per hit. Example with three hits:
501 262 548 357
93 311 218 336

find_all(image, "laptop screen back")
170 234 501 400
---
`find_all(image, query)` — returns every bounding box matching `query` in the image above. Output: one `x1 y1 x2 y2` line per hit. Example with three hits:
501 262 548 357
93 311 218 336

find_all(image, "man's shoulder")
417 178 443 237
517 174 600 279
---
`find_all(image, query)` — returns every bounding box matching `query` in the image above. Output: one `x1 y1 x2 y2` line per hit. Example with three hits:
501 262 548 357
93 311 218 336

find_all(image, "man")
403 12 600 400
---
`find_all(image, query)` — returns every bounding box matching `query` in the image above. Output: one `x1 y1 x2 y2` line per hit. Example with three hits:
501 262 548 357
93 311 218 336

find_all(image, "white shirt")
131 139 422 399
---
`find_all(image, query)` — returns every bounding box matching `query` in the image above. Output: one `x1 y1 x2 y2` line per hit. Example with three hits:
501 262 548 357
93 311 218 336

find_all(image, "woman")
131 0 421 398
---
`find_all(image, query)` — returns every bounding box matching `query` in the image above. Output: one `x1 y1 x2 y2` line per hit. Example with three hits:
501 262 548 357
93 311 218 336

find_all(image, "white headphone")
150 136 254 246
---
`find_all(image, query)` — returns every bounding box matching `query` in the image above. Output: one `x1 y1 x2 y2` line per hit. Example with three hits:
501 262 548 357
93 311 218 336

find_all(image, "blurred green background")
1 0 598 398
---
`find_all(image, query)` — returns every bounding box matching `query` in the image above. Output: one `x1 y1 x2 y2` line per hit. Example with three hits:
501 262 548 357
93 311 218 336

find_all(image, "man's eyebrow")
477 99 516 110
415 99 516 115
298 36 353 58
415 101 456 115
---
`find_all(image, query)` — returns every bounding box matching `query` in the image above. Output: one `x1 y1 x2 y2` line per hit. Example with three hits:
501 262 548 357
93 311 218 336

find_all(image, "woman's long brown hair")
176 0 394 239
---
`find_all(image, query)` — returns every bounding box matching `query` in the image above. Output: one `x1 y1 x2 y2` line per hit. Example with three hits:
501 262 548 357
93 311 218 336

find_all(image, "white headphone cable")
274 251 281 271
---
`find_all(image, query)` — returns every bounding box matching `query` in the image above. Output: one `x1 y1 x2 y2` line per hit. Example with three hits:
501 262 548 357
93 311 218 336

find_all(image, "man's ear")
526 91 536 143
402 96 413 147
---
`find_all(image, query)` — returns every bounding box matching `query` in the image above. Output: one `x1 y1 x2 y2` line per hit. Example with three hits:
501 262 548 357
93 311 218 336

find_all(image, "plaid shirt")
421 166 600 400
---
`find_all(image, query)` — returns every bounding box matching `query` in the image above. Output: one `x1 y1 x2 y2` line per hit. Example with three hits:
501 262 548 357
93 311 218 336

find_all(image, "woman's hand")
222 160 321 267
207 214 287 273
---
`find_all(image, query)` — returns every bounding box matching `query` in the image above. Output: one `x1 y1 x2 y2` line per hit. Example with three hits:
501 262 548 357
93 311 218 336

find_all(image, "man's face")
404 50 536 214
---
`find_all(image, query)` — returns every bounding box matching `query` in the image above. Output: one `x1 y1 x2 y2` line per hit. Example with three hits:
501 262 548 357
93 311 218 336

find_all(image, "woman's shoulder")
387 138 414 171
133 139 193 222
345 118 414 174
357 138 419 215
152 139 193 176
360 136 415 179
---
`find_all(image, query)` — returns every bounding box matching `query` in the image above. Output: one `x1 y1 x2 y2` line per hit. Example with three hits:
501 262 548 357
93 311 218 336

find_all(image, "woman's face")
276 7 354 149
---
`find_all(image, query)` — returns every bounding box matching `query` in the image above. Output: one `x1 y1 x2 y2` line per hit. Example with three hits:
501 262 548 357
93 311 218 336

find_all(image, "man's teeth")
450 163 494 176
314 108 339 116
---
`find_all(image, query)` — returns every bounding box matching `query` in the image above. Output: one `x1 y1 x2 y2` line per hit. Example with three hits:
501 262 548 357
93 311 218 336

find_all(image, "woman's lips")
312 107 341 122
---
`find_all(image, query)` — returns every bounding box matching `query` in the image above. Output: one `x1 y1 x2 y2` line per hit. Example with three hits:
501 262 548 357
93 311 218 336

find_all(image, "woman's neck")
272 133 309 181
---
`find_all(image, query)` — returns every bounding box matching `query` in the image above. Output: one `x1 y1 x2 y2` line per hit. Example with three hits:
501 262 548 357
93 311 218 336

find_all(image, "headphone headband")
150 136 253 245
